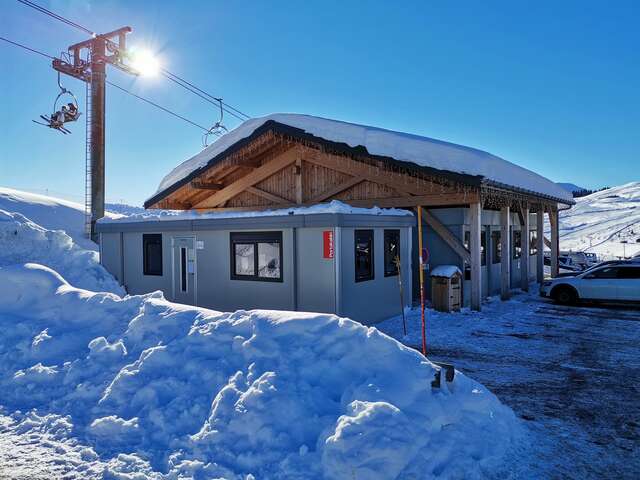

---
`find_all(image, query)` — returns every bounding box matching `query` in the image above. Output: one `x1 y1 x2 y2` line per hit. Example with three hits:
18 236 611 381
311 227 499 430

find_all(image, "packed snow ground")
0 264 519 479
379 293 640 479
557 182 640 259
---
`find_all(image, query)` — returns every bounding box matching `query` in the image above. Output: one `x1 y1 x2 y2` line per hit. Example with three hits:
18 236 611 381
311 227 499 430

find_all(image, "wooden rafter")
191 180 223 190
194 147 303 209
246 186 291 205
307 175 362 204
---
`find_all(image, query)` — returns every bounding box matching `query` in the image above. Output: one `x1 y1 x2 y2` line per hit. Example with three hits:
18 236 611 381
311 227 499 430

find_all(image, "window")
143 234 163 276
463 230 487 266
530 230 538 255
513 230 522 259
355 230 374 282
230 232 283 282
616 267 640 279
587 267 619 279
180 247 187 292
491 231 501 264
384 229 400 277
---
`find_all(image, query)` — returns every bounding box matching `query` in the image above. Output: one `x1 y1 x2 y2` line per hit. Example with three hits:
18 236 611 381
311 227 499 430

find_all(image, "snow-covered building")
98 113 574 315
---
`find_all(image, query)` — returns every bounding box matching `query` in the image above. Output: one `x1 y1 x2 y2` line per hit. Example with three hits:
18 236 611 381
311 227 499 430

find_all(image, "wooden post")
295 159 303 204
537 207 545 282
500 206 511 300
469 202 482 311
549 208 560 277
521 203 530 292
417 207 427 355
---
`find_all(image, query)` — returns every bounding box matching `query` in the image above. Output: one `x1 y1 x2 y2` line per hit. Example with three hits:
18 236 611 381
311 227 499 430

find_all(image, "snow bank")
0 264 519 479
99 199 412 224
152 113 573 205
0 210 124 294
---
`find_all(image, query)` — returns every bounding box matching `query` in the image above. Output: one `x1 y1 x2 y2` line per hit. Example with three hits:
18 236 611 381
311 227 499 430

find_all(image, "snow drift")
0 209 124 295
0 263 519 479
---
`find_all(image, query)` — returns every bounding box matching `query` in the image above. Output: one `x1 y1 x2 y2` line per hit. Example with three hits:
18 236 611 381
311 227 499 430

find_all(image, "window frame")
383 229 401 277
142 233 163 276
229 231 283 283
529 229 538 255
354 229 375 283
463 230 487 266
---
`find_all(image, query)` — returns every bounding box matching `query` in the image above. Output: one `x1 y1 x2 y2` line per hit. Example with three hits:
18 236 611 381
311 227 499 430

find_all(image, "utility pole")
52 27 137 241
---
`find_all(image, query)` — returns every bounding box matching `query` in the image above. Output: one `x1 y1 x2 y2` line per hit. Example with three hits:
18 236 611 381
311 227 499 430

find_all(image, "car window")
617 267 640 279
587 267 619 279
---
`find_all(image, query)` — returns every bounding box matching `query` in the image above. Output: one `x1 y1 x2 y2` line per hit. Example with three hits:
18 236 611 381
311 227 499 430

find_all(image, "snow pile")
0 263 519 479
0 187 124 250
557 182 640 259
151 113 573 205
0 210 124 294
100 199 413 225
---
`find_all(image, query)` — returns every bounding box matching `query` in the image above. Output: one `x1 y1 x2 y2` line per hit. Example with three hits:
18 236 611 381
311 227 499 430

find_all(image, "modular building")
97 208 414 324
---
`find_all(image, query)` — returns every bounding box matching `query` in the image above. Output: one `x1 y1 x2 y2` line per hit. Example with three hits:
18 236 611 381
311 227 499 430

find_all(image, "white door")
579 266 620 300
173 236 196 305
617 266 640 301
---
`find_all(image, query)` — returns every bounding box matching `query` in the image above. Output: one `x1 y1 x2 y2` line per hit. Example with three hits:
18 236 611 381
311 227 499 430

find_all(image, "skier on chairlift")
64 102 79 122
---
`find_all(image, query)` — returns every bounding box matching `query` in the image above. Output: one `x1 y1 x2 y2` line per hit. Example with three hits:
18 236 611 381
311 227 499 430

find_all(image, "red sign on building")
323 230 334 259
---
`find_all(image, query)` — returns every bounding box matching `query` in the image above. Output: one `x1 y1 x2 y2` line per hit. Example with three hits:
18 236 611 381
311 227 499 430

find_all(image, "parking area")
378 292 640 479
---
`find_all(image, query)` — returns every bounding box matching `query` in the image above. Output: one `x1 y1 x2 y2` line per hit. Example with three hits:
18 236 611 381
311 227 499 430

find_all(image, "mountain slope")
559 182 640 259
0 187 123 251
556 182 586 194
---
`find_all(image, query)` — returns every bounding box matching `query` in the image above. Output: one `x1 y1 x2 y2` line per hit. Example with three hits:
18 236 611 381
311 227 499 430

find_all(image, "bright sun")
130 48 160 77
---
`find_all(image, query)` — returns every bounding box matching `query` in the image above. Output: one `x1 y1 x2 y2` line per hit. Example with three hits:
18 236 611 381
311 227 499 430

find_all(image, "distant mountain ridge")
556 182 586 193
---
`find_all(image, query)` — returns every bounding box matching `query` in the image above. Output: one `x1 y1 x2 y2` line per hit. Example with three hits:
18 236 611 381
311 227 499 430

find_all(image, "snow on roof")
430 265 462 278
98 200 413 224
151 113 574 204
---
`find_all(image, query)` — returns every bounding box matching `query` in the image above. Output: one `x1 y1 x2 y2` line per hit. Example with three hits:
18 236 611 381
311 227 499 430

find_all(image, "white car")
541 263 640 304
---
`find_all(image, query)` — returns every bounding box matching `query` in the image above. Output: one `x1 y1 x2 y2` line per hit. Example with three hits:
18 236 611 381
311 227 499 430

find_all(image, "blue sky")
1 0 638 206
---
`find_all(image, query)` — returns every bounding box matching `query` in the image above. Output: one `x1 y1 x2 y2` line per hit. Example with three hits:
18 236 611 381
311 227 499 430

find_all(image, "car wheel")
553 286 577 305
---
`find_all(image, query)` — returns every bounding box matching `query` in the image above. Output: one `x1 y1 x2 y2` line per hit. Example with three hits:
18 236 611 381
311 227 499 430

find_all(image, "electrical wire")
15 0 252 122
1 35 217 134
0 35 54 59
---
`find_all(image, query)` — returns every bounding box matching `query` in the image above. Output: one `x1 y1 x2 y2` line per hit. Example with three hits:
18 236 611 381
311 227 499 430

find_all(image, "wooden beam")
520 203 530 292
500 206 511 300
190 180 224 190
543 236 552 249
537 209 545 283
549 209 559 277
194 147 302 209
246 186 291 205
304 151 440 196
307 176 362 204
344 192 480 209
295 159 303 204
470 202 482 311
421 208 471 263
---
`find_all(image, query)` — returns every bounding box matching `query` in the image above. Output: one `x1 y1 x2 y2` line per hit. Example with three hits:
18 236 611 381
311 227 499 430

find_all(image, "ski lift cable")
15 0 252 122
1 36 219 135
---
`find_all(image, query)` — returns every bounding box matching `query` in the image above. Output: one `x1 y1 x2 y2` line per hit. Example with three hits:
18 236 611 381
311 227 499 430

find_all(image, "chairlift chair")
32 72 82 134
202 98 228 147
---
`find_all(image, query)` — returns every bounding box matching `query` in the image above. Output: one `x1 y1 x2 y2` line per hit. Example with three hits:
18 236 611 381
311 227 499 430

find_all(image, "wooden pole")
521 203 530 292
470 202 482 311
550 208 560 277
500 206 511 300
536 207 545 283
417 207 426 355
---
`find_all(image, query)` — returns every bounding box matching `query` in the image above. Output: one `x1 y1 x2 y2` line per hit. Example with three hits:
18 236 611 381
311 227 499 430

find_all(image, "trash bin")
430 265 462 312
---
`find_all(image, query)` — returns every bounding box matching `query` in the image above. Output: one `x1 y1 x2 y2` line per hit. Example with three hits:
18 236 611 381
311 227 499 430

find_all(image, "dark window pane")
180 247 187 292
143 234 163 276
617 267 640 279
530 230 538 255
513 231 522 259
590 267 619 279
384 229 400 277
234 243 255 276
481 231 486 266
355 230 374 282
492 231 501 264
258 242 281 278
